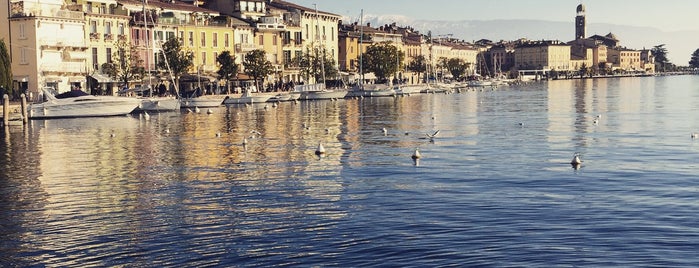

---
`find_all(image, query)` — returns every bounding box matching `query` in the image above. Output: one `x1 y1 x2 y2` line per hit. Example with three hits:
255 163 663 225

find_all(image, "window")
259 35 264 45
213 52 218 62
201 52 206 65
322 26 326 40
20 47 27 64
18 23 25 39
331 27 334 41
118 23 124 35
189 32 194 46
224 33 230 47
200 32 206 47
166 31 174 40
295 32 302 45
179 31 184 39
305 24 309 39
90 20 97 33
106 48 112 63
105 21 112 35
272 36 277 46
213 33 218 47
92 48 98 69
86 2 92 13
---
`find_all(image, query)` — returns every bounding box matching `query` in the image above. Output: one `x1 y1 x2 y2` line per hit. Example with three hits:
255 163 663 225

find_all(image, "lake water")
2 75 699 267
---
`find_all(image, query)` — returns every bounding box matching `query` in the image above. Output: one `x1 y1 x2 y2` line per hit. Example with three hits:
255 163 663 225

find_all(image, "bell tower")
575 4 586 40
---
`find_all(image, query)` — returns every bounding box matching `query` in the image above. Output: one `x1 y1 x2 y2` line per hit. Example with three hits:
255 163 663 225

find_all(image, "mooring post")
20 94 28 124
2 94 9 127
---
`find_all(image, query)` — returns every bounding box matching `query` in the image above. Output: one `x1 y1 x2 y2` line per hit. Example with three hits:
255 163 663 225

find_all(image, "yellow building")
515 41 571 71
68 0 130 94
607 47 642 72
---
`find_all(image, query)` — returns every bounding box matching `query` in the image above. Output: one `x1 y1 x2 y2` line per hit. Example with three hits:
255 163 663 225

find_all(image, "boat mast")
314 4 325 87
359 9 363 89
143 0 153 97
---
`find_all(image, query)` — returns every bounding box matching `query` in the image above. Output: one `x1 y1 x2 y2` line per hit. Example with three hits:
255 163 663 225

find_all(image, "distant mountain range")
358 14 698 64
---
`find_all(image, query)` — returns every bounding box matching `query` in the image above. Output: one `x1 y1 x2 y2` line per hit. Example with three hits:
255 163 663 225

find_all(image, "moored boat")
28 87 141 119
137 96 181 112
294 84 347 100
223 91 275 105
180 95 225 108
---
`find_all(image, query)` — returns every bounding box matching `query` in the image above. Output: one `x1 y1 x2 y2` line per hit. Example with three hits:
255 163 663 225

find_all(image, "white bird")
216 132 221 137
315 142 326 156
518 122 524 127
264 104 269 110
382 127 388 136
165 128 170 134
593 118 599 125
596 114 602 119
207 108 213 114
272 102 278 108
570 152 582 165
411 148 422 160
242 138 248 146
143 111 150 121
250 130 262 135
194 106 201 113
425 130 440 140
692 133 699 139
186 108 193 113
110 132 116 138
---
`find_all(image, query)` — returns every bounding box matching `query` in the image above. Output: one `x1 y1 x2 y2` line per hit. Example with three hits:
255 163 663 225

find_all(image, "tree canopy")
158 36 193 92
299 46 338 84
407 55 427 82
690 48 699 68
243 49 274 91
0 39 12 97
445 58 470 80
361 42 404 82
102 39 145 91
651 44 670 72
216 51 238 94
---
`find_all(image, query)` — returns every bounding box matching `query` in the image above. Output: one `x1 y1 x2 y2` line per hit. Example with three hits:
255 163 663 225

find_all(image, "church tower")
575 4 586 40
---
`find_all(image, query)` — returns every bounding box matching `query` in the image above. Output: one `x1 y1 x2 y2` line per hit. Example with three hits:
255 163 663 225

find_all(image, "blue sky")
293 0 699 31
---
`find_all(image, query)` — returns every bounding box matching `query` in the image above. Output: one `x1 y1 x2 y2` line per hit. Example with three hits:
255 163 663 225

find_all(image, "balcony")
118 34 127 41
41 62 86 73
256 23 286 31
40 38 86 49
89 32 100 40
235 43 261 53
104 33 113 41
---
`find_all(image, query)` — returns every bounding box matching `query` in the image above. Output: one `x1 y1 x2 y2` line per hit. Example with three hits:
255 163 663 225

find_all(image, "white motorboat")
137 96 181 112
347 84 395 98
180 95 225 108
223 92 275 105
394 84 425 96
294 84 348 100
28 87 141 119
268 92 301 102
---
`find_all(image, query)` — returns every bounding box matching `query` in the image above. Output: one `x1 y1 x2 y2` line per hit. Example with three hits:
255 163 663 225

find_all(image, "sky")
292 0 699 32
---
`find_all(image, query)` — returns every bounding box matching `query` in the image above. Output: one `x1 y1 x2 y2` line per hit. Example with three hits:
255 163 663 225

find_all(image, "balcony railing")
39 38 86 49
104 33 113 41
235 43 261 53
89 32 100 40
41 62 86 73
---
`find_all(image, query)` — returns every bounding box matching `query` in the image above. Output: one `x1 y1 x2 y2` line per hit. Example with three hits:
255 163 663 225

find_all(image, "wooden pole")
20 93 28 124
2 94 9 127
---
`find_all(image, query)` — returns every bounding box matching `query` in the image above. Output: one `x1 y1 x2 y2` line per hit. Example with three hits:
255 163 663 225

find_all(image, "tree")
299 46 338 85
361 42 404 82
651 44 670 72
578 63 589 79
216 51 237 94
243 49 273 91
446 58 469 80
157 36 193 94
407 55 427 83
0 39 12 97
102 39 145 93
689 48 699 68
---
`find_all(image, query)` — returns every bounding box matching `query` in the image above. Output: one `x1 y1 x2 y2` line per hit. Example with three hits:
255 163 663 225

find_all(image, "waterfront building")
607 47 642 72
68 0 130 95
514 40 571 72
3 0 88 97
488 42 516 76
575 4 586 40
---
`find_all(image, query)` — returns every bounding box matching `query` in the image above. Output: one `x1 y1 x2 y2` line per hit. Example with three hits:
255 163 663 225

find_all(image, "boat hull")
180 96 225 108
299 90 348 100
223 93 274 105
137 97 181 112
28 96 140 119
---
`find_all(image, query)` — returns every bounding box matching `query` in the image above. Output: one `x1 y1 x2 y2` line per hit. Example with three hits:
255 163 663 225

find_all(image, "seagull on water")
315 142 326 156
411 148 422 160
207 108 214 114
570 152 582 165
692 133 699 139
382 127 388 136
143 111 150 121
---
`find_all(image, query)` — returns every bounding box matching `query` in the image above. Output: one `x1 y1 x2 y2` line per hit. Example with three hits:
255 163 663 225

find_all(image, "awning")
90 73 114 83
233 73 253 80
12 75 29 82
69 76 87 83
362 72 377 80
180 74 214 83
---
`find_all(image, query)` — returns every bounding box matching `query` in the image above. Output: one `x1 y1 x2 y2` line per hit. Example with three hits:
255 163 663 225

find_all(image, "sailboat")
136 0 180 112
294 4 348 100
347 9 394 98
